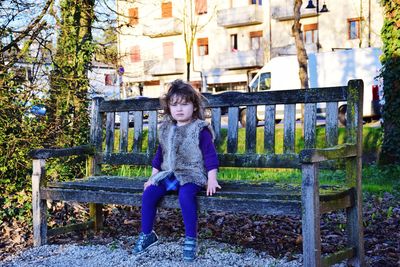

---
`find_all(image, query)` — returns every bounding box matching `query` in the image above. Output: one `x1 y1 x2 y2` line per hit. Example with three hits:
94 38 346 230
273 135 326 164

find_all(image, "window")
251 0 262 5
105 74 116 86
303 23 318 44
195 0 207 15
163 42 174 59
197 38 209 56
231 34 238 52
128 8 138 26
348 17 362 39
162 2 172 18
130 46 141 62
250 31 262 50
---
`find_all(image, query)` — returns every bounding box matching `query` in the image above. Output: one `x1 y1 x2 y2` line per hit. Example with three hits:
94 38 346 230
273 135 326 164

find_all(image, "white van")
247 47 382 125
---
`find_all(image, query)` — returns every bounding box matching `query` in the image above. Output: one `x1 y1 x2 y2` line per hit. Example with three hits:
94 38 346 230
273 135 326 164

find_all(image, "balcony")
217 49 264 69
271 6 317 21
217 5 263 28
144 58 185 76
143 17 183 37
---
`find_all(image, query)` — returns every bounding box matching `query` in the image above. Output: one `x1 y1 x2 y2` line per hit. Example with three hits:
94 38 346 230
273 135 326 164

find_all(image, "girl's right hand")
144 180 152 191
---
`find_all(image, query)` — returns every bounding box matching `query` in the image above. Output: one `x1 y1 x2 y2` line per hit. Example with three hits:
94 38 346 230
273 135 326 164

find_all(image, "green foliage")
47 0 95 148
379 0 400 164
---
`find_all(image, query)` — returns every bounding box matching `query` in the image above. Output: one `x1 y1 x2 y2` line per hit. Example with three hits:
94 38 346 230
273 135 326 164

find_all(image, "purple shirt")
152 128 219 172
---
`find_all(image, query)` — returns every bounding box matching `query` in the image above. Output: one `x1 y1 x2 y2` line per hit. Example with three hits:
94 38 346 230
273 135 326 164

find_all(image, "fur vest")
149 119 213 187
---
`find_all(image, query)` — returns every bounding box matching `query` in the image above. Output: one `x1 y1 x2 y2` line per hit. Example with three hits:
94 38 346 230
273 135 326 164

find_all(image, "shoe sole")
133 240 159 255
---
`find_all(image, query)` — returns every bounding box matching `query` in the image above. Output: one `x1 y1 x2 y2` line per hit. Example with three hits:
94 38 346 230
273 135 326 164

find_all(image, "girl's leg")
178 183 202 238
141 184 167 234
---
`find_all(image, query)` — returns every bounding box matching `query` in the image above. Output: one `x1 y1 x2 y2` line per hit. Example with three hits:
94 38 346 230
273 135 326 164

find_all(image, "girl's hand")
144 180 152 191
206 169 221 196
207 178 221 196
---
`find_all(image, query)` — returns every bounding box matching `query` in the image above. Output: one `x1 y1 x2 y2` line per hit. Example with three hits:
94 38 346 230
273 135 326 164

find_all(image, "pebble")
0 237 302 267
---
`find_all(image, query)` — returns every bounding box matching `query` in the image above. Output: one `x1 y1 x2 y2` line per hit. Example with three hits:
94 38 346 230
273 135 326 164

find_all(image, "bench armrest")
299 143 357 163
29 145 95 159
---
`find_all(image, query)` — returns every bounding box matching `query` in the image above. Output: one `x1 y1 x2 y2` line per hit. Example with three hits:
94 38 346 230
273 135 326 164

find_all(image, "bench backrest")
90 80 363 172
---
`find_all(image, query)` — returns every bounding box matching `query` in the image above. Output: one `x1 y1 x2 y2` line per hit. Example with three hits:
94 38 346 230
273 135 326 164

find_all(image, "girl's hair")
161 79 206 121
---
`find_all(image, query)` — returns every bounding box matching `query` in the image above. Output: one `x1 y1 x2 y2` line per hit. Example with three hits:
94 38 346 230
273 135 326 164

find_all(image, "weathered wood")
133 111 143 153
227 107 239 153
264 105 275 154
302 163 321 267
29 145 95 159
299 143 357 163
326 102 338 146
147 111 158 154
211 108 221 146
89 203 103 231
345 79 365 267
119 112 129 152
90 97 103 175
283 104 296 153
245 106 257 153
48 221 94 236
32 159 47 246
304 103 316 149
40 188 302 216
321 247 356 267
100 152 153 165
218 153 300 168
320 188 354 214
105 113 115 154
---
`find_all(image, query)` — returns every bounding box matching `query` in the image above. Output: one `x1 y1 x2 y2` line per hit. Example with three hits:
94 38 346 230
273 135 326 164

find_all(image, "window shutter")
250 31 263 38
130 46 141 62
195 0 207 14
129 8 138 25
162 2 172 18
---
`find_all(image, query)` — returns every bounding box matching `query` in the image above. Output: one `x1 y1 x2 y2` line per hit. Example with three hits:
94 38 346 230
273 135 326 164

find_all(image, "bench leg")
89 203 104 231
301 163 321 267
346 157 365 266
32 159 47 246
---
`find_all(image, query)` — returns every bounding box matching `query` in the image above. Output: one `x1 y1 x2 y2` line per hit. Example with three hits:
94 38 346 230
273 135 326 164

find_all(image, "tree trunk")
292 0 309 90
187 62 191 81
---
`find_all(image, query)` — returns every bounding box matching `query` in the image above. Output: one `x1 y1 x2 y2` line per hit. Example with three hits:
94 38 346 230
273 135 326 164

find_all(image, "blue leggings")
141 183 201 238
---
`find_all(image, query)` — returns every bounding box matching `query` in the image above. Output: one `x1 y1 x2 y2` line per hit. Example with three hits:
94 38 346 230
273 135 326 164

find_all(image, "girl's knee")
179 183 201 203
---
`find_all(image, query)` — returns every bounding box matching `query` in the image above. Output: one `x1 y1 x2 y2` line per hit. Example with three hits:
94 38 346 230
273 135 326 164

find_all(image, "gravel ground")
1 237 303 267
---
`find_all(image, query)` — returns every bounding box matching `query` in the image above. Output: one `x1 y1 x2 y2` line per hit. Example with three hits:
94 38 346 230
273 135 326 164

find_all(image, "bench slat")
133 111 143 152
326 102 338 146
119 112 129 152
40 187 302 216
218 153 300 168
304 103 317 149
211 108 222 146
283 104 296 153
105 113 115 153
227 107 239 153
245 106 257 153
264 105 276 154
147 111 158 154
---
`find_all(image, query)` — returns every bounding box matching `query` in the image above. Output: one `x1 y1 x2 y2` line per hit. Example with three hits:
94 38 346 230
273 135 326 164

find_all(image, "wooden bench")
30 79 365 266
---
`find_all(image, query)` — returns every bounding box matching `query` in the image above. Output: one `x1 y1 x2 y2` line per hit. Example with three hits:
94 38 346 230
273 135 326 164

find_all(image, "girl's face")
169 96 195 126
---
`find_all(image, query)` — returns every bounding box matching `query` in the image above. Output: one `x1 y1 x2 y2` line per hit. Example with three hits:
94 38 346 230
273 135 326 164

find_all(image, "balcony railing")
217 5 263 28
217 49 264 69
144 58 185 76
143 17 183 37
271 6 317 21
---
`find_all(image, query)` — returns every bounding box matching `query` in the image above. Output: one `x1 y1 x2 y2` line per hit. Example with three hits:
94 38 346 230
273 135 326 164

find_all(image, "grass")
107 125 397 195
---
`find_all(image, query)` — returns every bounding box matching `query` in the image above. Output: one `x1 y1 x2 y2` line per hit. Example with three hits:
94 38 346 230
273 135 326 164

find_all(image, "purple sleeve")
151 145 163 170
200 128 219 172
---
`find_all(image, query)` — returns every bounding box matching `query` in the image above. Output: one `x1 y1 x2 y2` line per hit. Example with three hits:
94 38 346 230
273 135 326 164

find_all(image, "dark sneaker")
183 236 197 262
133 231 158 254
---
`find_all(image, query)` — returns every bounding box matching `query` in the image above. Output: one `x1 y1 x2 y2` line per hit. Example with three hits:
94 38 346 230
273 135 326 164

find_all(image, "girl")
133 79 221 262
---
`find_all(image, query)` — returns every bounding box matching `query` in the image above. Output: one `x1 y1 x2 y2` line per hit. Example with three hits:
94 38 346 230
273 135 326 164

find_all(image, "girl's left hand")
207 178 221 196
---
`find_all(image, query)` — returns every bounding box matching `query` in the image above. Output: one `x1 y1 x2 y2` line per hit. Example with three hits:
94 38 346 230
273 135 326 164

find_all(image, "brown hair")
161 79 206 121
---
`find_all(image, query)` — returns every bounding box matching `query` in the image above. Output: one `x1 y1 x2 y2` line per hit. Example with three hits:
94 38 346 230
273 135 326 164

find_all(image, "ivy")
379 0 400 165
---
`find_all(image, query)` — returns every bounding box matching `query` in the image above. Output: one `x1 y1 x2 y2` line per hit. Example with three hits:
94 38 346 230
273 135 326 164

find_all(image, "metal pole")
316 0 320 53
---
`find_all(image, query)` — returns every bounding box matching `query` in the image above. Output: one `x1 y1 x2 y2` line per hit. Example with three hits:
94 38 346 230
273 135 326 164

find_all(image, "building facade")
116 0 383 97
